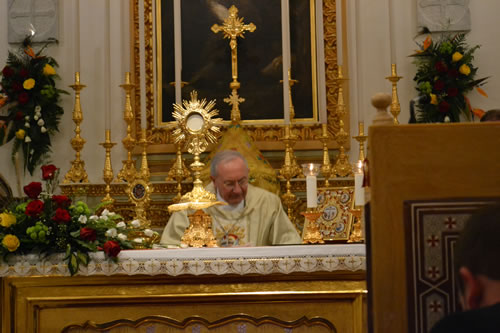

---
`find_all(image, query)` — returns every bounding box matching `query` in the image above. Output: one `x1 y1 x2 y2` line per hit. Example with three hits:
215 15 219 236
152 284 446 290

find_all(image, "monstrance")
168 91 225 247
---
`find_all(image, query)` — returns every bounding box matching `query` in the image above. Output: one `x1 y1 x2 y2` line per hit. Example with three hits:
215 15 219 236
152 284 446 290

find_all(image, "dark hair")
480 109 500 122
454 202 500 281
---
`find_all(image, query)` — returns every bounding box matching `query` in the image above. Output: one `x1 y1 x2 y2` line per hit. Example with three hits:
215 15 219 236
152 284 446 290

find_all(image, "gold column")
100 129 116 205
116 72 137 183
386 64 402 124
64 72 89 183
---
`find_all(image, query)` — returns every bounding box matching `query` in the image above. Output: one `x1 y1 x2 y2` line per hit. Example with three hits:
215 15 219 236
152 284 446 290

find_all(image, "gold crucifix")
211 5 256 124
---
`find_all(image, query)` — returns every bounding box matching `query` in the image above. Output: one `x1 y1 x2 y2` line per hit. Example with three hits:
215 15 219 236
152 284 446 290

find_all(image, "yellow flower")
15 129 26 140
430 93 438 105
452 52 463 62
23 78 36 90
459 64 471 76
0 212 16 228
43 64 56 76
2 234 20 252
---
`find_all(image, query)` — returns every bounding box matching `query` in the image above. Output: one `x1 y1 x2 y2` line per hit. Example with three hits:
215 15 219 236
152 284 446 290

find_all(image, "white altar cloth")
0 244 365 277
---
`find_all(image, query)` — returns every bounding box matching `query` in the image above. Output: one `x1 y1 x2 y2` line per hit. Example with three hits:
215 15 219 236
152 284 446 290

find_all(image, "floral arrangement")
0 165 157 276
411 33 488 123
0 37 67 175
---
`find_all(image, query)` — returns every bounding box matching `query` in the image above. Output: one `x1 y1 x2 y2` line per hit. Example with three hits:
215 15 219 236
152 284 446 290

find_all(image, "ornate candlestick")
301 163 324 244
279 125 301 220
116 72 137 183
64 72 89 183
301 209 325 244
348 207 364 243
127 128 152 228
166 142 191 203
332 65 353 177
319 123 334 187
353 121 367 163
100 129 116 205
385 64 402 124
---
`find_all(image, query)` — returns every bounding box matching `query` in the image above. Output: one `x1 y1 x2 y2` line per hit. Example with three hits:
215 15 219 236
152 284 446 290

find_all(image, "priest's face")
211 157 249 206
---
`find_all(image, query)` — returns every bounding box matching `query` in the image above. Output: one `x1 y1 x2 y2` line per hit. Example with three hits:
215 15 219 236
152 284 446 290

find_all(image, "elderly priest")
161 151 301 247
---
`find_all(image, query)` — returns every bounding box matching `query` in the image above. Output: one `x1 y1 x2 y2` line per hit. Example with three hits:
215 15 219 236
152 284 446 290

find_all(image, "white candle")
316 0 327 124
121 0 130 72
139 0 147 129
355 0 364 122
306 175 318 208
281 0 291 125
354 160 364 206
174 0 182 104
388 0 396 64
336 0 343 66
74 0 80 72
104 0 111 130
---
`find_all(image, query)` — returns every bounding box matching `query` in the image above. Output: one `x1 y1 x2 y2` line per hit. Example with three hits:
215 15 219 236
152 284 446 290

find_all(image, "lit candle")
281 0 291 125
354 160 364 206
74 0 80 72
174 0 182 104
388 0 396 64
302 163 320 208
104 0 111 130
336 0 343 66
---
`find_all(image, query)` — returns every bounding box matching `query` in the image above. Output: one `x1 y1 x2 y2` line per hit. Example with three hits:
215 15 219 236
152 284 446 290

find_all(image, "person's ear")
459 267 483 310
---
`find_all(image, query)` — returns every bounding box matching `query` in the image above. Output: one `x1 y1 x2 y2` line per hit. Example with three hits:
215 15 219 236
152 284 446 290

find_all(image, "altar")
1 244 366 332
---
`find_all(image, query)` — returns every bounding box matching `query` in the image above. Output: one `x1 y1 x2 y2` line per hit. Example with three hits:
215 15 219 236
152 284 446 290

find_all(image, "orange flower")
476 86 488 98
24 46 36 58
422 36 432 51
473 109 485 119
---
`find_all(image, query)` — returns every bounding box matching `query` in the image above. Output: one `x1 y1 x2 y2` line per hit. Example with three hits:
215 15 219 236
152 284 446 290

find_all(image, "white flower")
101 209 110 216
100 215 108 221
105 228 117 238
89 215 99 221
133 238 143 244
108 212 116 217
34 114 39 121
24 136 31 143
444 116 451 123
40 126 47 133
117 233 128 241
24 116 30 121
35 105 42 113
116 221 126 229
78 215 88 224
24 122 30 128
37 118 44 126
131 220 141 228
30 149 34 155
144 229 154 237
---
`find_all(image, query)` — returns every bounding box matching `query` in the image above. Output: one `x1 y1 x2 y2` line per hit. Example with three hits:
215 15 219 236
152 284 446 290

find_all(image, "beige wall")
1 0 499 194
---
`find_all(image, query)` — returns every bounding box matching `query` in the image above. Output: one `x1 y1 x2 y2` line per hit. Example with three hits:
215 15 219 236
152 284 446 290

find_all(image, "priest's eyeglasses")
223 178 248 191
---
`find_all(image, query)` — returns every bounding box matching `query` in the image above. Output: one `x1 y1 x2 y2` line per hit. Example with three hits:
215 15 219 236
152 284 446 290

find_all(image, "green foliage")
410 33 488 123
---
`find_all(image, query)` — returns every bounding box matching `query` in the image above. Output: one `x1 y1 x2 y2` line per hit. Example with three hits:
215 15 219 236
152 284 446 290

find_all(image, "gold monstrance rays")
211 5 256 124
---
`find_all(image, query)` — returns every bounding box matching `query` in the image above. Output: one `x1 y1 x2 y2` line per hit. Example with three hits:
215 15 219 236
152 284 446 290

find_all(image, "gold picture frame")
132 0 348 152
316 186 355 241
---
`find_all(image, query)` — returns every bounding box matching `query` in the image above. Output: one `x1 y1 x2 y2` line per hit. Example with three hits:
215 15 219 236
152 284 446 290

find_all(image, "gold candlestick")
100 129 116 205
301 209 325 244
166 142 191 203
279 125 301 221
127 128 152 228
385 63 402 124
116 72 137 183
332 65 353 177
353 121 368 163
64 72 89 184
319 123 334 187
348 207 364 243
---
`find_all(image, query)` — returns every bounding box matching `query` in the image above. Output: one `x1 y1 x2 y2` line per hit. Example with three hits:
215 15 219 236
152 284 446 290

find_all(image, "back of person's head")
480 109 500 122
454 202 500 280
210 150 249 178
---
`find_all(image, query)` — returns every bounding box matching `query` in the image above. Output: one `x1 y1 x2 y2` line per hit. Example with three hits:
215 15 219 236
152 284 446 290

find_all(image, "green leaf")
68 253 78 276
77 250 89 266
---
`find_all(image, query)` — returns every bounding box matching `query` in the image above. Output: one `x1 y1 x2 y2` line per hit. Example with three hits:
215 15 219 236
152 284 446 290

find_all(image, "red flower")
447 87 459 97
103 240 121 257
53 208 71 224
439 101 451 113
80 227 97 242
19 68 29 78
14 111 24 121
41 164 58 180
2 66 14 78
448 69 459 78
433 80 445 91
24 182 42 199
52 195 71 208
18 92 29 105
12 82 23 92
26 200 44 217
435 61 448 73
